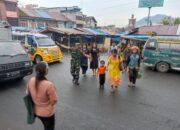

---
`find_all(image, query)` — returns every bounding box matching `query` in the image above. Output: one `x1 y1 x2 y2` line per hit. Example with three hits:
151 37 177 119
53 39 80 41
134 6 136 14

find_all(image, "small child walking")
97 60 107 89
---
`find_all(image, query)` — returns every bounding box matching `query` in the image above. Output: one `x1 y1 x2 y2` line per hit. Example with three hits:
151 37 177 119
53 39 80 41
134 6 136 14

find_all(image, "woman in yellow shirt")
108 49 124 92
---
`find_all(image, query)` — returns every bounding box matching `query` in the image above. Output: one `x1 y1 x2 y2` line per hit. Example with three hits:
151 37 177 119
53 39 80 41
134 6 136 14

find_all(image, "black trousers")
99 74 106 85
129 68 138 84
81 66 88 74
37 115 55 130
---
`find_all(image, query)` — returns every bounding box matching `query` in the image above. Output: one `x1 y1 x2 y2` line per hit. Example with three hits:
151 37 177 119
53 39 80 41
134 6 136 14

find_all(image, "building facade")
18 5 57 29
0 0 18 26
43 6 86 28
85 16 97 28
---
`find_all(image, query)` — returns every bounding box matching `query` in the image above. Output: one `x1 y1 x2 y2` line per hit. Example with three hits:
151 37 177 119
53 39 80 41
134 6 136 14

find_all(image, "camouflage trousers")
71 59 80 81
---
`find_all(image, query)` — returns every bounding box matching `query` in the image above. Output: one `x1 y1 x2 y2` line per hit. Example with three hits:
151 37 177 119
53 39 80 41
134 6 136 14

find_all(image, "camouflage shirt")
70 48 82 65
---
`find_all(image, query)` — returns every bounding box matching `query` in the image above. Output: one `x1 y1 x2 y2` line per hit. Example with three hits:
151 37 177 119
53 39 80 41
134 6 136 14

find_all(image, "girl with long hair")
81 43 90 76
90 43 100 76
27 62 58 130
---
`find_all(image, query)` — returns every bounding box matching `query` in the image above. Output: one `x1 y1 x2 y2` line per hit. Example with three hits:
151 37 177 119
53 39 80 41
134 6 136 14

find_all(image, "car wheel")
35 55 42 64
156 62 170 73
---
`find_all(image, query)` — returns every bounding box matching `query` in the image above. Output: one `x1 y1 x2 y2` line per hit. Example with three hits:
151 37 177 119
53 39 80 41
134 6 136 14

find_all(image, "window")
170 43 180 53
27 36 36 47
5 2 16 12
145 39 157 50
12 35 25 44
35 37 55 47
158 43 170 51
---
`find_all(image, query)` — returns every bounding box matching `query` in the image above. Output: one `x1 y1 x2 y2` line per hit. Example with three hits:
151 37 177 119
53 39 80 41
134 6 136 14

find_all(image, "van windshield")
35 37 55 47
0 42 26 56
145 39 157 50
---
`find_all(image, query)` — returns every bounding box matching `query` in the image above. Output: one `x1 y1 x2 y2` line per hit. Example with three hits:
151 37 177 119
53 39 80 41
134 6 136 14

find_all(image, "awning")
121 35 150 42
41 27 88 35
12 26 32 32
76 28 110 36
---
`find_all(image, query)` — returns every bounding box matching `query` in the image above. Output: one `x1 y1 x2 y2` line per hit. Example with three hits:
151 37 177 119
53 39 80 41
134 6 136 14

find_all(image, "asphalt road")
0 54 180 130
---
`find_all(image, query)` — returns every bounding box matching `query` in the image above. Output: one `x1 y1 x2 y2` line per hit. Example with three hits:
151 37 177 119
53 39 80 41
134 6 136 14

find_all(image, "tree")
160 16 173 25
161 16 180 25
174 18 180 25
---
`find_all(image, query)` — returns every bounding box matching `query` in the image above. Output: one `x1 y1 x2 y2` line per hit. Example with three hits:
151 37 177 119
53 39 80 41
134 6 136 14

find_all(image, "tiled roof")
136 25 179 35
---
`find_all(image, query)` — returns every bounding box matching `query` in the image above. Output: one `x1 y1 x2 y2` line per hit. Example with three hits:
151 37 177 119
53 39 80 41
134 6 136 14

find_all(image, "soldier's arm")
56 43 70 49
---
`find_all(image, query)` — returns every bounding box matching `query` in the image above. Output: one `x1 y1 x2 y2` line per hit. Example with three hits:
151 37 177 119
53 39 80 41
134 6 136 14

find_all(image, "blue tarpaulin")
112 37 121 43
12 26 32 32
84 28 110 36
123 35 150 41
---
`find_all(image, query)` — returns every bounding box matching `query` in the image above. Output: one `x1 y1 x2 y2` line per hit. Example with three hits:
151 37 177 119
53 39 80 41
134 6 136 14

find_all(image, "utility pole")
147 7 151 26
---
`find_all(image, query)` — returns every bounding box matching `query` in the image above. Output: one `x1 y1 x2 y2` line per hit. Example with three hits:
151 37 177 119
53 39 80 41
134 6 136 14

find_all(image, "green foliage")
19 9 28 17
161 16 180 25
174 18 180 25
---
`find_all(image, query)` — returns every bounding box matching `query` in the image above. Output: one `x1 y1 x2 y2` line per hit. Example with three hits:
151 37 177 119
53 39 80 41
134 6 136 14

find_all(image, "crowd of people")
26 42 141 130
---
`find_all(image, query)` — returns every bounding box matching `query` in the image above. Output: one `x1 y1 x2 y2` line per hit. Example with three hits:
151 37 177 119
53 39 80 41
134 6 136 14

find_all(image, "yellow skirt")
110 77 120 87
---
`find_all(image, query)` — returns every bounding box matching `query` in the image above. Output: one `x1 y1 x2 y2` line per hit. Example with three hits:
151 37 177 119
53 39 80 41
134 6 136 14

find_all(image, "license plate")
7 71 20 77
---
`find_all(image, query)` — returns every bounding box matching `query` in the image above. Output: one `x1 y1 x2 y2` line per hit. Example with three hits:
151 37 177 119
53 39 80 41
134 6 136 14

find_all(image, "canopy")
82 28 110 36
41 27 88 35
121 35 150 42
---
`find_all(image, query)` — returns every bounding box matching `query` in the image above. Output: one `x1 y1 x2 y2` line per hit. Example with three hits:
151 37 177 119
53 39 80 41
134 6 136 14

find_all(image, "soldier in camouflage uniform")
70 46 81 85
59 43 87 85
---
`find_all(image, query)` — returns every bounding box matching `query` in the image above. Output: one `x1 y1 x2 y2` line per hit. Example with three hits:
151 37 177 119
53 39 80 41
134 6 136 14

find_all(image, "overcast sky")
19 0 180 27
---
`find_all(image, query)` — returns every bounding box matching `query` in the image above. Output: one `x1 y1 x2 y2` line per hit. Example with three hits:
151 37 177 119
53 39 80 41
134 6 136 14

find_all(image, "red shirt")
97 66 107 75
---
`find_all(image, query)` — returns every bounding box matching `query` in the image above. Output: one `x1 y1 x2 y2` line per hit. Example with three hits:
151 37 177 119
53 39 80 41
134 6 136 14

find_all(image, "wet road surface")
0 55 180 130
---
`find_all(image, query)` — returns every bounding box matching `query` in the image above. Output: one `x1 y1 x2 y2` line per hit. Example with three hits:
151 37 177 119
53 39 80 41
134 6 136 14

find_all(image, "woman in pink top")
27 62 58 130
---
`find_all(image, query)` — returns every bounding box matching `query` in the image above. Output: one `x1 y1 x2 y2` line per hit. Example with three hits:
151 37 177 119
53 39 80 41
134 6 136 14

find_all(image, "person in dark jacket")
90 43 100 76
81 44 90 76
127 46 141 87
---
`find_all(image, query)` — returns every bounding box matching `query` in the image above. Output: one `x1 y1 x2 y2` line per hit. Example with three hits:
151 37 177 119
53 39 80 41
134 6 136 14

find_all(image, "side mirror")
24 45 31 49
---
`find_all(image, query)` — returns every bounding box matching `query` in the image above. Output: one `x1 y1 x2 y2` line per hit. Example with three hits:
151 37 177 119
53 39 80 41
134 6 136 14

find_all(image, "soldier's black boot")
75 80 80 85
72 76 76 83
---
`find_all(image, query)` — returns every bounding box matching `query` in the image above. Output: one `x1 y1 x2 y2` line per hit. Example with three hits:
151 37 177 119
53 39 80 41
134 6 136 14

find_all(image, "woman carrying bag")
26 62 58 130
108 49 124 92
127 46 141 87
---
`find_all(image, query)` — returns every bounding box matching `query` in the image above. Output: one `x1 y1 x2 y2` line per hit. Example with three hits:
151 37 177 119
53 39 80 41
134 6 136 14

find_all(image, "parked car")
12 32 63 63
143 36 180 72
0 41 33 81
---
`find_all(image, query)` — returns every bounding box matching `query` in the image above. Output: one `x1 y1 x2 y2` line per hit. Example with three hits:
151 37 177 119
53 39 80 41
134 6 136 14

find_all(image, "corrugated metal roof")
82 28 109 36
20 8 39 17
136 25 179 35
35 9 52 19
19 8 54 19
41 27 88 35
47 12 69 21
